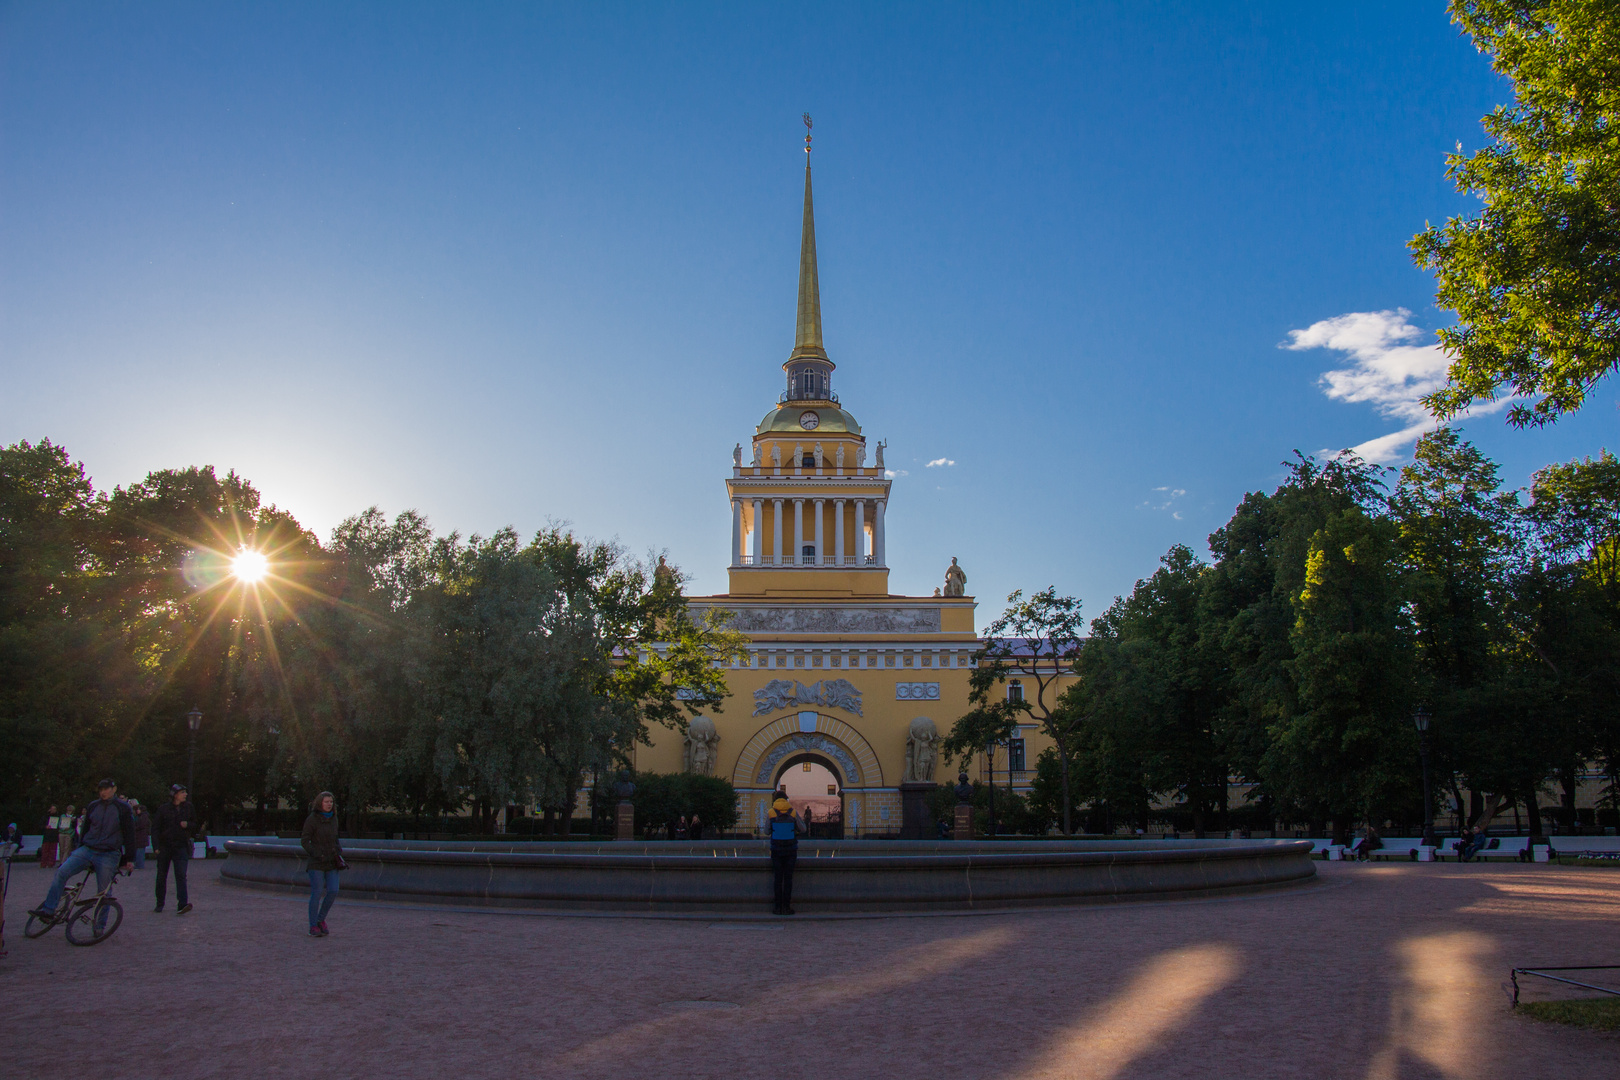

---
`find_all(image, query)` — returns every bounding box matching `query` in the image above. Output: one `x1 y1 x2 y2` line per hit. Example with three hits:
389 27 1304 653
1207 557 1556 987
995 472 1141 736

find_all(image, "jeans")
155 849 190 907
308 869 340 927
40 847 120 913
770 843 798 909
133 847 147 869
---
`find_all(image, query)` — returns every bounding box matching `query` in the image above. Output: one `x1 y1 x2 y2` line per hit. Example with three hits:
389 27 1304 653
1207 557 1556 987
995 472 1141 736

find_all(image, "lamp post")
984 739 997 838
1412 706 1436 848
186 706 202 796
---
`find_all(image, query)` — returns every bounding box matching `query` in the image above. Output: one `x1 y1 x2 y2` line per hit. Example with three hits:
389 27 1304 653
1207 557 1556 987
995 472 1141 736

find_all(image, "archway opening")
774 754 843 838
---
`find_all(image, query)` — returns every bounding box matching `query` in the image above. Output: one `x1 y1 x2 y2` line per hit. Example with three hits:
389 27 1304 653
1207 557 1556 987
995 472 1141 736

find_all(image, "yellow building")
631 152 1069 836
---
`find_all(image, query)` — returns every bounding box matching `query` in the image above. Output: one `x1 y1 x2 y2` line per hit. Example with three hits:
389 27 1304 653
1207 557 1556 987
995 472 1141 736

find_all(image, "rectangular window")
1007 681 1024 703
1008 738 1026 773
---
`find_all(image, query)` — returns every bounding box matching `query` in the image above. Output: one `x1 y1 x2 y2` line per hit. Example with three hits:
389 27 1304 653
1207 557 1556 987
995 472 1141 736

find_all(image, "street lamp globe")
1412 705 1432 733
187 707 202 732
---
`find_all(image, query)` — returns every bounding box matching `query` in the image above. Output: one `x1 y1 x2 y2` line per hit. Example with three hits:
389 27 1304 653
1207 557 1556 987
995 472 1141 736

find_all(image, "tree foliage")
0 439 742 834
1413 0 1620 425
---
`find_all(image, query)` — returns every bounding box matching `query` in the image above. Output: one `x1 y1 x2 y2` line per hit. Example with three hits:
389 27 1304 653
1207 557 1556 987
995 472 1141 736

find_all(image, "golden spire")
791 113 828 362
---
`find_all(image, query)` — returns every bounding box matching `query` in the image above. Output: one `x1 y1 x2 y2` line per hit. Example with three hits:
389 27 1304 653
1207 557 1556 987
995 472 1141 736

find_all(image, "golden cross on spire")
803 112 813 156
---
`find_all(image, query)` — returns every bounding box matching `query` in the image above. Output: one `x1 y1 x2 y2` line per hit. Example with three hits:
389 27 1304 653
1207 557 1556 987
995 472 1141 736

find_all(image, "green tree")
1079 546 1226 835
1271 508 1417 844
0 440 139 808
942 588 1085 833
1412 0 1620 426
1199 452 1391 831
1391 427 1532 830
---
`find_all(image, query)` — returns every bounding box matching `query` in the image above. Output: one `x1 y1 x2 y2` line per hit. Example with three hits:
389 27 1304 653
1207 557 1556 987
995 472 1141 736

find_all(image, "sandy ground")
3 859 1618 1080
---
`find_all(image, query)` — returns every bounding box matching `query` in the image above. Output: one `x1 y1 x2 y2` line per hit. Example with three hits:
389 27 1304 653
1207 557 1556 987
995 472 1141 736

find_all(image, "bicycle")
24 867 125 946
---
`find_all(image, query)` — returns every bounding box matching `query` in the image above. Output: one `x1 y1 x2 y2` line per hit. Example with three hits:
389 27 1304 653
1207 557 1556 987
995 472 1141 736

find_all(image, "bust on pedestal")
953 772 974 840
613 772 636 841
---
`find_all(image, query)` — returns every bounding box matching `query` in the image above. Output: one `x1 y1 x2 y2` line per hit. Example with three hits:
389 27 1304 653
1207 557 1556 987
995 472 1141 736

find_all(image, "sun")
231 548 270 584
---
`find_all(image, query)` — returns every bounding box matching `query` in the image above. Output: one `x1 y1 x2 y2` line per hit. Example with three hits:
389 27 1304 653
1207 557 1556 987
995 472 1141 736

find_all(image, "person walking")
37 807 59 869
300 792 345 937
28 780 134 922
153 784 197 914
767 796 803 916
130 800 152 870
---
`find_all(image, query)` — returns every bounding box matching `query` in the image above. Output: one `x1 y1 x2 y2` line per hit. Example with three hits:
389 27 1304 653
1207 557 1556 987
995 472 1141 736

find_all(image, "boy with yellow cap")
768 795 803 915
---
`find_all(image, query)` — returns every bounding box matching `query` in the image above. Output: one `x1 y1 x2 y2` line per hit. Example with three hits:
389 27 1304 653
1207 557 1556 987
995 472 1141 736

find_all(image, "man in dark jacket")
153 783 197 914
29 779 134 920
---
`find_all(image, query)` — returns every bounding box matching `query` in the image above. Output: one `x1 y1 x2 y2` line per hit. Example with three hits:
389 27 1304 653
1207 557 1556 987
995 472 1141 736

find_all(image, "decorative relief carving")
720 607 941 634
895 682 940 700
755 734 861 786
752 678 863 717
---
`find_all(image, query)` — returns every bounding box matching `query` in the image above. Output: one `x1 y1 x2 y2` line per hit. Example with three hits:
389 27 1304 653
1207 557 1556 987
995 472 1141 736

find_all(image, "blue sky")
3 3 1615 625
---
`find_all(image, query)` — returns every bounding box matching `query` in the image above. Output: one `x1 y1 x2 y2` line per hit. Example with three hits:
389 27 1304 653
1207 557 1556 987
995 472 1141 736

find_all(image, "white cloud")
1141 486 1188 518
1283 308 1509 464
925 457 955 468
884 469 908 479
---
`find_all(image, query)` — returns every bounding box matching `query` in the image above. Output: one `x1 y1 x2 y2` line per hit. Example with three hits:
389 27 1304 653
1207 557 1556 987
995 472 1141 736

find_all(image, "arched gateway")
732 712 893 837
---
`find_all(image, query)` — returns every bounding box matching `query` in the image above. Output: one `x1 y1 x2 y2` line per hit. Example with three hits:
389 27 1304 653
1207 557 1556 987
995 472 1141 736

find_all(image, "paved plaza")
5 860 1617 1079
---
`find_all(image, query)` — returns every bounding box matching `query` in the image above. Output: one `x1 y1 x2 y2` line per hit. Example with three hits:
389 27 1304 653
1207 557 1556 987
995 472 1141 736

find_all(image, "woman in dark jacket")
299 792 344 937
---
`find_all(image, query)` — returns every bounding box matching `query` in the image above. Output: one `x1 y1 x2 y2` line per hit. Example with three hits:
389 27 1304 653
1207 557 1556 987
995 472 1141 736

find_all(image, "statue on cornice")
753 442 763 466
856 444 866 468
733 443 743 467
835 444 845 468
771 443 782 468
943 557 967 598
813 442 824 468
875 440 886 468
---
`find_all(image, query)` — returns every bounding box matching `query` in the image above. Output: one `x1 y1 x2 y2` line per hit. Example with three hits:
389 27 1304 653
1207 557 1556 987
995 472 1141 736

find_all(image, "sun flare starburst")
232 548 270 583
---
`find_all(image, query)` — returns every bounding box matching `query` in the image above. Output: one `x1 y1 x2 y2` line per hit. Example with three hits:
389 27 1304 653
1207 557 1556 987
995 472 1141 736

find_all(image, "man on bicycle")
29 779 134 921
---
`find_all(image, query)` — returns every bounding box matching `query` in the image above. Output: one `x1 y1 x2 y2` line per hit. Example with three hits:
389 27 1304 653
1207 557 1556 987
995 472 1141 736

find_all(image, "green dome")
756 405 862 436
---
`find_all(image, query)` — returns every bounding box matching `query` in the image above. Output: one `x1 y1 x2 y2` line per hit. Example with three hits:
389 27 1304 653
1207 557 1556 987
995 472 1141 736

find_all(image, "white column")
793 499 804 566
752 499 763 562
772 499 784 566
874 499 887 566
855 500 866 564
813 499 824 565
834 500 845 565
731 499 742 566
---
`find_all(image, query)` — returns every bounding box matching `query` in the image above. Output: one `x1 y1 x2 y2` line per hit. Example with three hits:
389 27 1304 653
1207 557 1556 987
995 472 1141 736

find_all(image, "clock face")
798 410 820 430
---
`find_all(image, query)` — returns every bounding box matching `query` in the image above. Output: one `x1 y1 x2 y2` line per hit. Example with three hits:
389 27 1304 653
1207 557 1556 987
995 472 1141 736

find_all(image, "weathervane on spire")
803 112 813 157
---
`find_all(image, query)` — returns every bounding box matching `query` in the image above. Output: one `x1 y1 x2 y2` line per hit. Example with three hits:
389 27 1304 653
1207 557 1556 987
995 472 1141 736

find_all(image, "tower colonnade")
730 493 886 567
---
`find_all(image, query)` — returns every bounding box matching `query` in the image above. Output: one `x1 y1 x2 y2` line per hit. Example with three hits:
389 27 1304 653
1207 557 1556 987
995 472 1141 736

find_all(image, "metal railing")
779 389 839 404
1510 965 1620 1006
734 554 881 567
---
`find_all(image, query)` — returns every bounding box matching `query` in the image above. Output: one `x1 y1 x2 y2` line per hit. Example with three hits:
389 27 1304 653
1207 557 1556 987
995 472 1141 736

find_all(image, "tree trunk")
1468 789 1484 828
1472 794 1505 835
1526 797 1544 838
1058 743 1073 835
1560 767 1579 830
